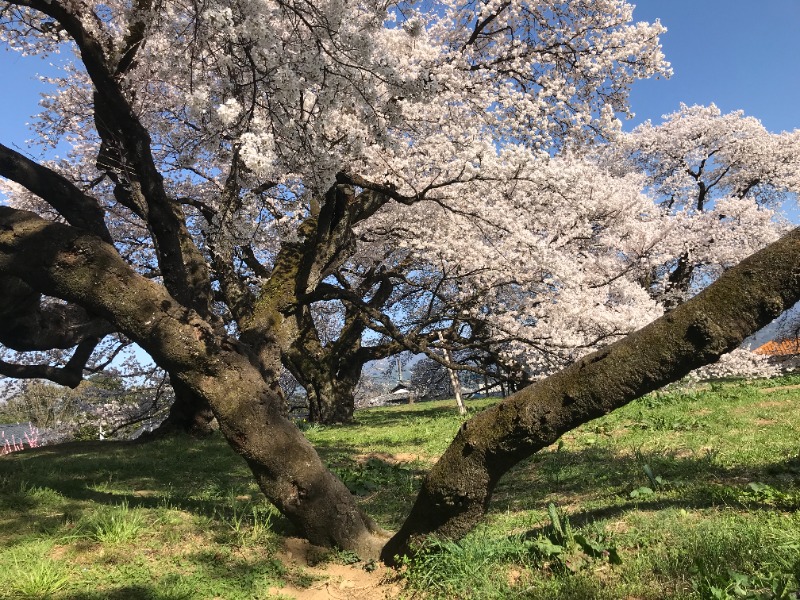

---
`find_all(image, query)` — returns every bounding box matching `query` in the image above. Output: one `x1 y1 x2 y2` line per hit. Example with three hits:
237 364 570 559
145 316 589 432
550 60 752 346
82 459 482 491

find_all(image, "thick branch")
0 336 101 387
10 0 213 315
0 206 213 373
0 143 112 242
0 275 113 350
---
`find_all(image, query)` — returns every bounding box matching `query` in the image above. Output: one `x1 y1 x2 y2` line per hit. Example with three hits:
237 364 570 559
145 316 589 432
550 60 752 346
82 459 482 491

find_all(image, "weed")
3 550 70 599
528 504 621 572
73 499 146 544
215 494 275 546
693 566 800 599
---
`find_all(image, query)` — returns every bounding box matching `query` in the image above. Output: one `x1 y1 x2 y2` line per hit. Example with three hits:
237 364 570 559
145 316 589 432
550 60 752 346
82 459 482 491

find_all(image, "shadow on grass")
55 549 293 599
349 399 495 429
491 443 800 539
59 586 167 600
2 424 798 542
0 433 300 542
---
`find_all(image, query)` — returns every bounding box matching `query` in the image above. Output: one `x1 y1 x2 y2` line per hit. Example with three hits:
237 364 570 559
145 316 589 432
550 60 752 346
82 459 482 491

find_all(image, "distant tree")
1 371 172 440
607 104 798 308
410 358 451 400
0 380 80 431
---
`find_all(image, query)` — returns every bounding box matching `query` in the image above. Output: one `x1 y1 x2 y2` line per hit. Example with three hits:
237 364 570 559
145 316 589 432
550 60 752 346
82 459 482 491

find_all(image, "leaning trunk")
382 226 800 562
176 350 388 558
0 208 387 558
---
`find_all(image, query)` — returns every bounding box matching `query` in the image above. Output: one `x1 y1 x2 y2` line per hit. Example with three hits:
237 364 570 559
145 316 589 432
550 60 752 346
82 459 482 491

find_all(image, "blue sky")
1 1 798 152
627 0 800 133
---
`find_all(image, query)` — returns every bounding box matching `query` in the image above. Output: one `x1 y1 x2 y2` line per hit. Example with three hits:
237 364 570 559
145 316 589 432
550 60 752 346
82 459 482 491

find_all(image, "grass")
1 378 799 598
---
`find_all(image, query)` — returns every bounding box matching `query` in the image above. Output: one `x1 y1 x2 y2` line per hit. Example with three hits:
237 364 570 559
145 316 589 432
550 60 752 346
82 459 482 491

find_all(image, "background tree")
606 103 799 308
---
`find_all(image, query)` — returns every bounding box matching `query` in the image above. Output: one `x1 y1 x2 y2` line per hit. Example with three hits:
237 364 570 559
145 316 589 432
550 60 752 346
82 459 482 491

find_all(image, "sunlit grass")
0 379 798 598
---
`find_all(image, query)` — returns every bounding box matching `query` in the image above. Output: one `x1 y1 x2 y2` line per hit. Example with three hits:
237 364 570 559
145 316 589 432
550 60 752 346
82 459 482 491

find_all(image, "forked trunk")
292 353 362 424
306 379 356 423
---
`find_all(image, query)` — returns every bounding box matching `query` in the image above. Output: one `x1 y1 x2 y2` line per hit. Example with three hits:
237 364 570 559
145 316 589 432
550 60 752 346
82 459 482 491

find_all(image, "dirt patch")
733 399 793 413
356 451 429 465
759 384 800 394
269 538 402 600
507 567 524 586
691 408 712 416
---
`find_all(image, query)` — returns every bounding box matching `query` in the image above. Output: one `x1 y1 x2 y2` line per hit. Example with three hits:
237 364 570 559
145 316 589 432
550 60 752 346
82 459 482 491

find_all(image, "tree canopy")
1 0 799 560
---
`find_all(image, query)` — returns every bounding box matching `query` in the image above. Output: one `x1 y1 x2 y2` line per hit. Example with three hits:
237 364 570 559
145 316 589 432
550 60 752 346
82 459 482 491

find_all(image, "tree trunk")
306 377 357 424
287 343 363 425
142 377 217 438
439 333 467 415
382 226 800 562
0 208 388 557
176 352 389 557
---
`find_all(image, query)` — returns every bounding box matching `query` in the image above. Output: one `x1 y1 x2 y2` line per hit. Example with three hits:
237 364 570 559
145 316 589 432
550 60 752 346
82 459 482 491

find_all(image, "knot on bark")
760 296 784 320
685 315 726 354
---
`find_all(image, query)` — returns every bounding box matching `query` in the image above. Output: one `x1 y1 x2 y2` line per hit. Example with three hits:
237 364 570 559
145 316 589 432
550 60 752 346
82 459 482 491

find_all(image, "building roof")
754 338 800 357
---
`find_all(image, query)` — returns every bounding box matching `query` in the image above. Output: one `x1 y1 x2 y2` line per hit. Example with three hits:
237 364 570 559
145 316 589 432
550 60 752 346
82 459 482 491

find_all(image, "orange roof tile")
754 338 800 356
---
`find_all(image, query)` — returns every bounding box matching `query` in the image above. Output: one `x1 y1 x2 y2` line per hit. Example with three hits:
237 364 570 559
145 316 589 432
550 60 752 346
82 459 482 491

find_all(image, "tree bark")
439 332 467 415
304 374 358 424
142 377 217 438
382 225 800 562
0 207 388 557
175 354 389 558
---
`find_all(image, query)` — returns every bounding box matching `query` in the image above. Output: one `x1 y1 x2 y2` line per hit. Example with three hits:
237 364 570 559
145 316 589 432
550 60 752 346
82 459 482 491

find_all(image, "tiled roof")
754 338 800 356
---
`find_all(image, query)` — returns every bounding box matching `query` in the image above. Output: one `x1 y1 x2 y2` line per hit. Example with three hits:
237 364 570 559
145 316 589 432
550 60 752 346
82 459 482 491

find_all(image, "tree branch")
0 275 113 350
0 143 112 242
0 336 101 388
8 0 214 315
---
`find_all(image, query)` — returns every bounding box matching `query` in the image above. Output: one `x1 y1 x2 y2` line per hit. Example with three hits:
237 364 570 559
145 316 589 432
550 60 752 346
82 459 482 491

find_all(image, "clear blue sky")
627 0 800 133
1 1 799 150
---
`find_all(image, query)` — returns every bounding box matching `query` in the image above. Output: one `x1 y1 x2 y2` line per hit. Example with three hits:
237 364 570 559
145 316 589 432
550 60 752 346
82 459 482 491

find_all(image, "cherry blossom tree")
606 103 799 308
9 0 791 561
354 157 668 378
363 107 795 397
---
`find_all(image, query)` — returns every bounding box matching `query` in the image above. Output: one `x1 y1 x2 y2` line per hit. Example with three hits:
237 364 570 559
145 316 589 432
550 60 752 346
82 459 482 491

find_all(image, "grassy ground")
1 378 799 599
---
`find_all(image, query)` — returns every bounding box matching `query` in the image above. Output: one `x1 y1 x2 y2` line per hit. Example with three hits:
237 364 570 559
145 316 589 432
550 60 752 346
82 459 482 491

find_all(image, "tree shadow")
351 400 491 428
490 444 800 541
0 434 300 542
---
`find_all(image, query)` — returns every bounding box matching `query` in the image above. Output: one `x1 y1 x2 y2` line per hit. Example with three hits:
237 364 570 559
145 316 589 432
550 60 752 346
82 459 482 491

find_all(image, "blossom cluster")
1 1 797 392
685 348 785 382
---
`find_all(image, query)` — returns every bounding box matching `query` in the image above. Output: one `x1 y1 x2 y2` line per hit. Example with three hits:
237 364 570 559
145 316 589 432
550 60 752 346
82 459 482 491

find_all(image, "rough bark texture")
382 225 800 561
0 207 388 558
175 355 390 558
303 369 360 424
142 377 217 438
286 325 363 424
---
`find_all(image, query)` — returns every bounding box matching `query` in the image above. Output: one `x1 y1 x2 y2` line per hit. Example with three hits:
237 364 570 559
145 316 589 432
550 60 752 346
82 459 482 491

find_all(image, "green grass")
1 380 800 598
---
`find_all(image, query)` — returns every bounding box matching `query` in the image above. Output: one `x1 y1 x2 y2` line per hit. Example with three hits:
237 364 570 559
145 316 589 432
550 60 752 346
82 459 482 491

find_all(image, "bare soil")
268 538 402 600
